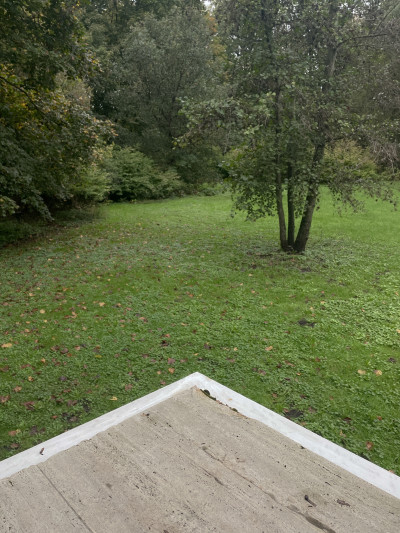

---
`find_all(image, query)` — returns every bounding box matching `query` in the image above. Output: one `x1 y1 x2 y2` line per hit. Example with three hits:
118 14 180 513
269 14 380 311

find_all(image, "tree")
0 0 109 219
82 0 203 118
112 6 216 167
186 0 399 252
82 1 221 182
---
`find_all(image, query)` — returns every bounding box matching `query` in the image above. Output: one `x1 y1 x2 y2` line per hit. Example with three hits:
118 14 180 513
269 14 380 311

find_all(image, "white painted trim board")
1 372 399 500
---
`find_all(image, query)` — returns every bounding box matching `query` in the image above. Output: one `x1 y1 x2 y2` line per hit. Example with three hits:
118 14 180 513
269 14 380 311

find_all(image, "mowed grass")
1 191 399 473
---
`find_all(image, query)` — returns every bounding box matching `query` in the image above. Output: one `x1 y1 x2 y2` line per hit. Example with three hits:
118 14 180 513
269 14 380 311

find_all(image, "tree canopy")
0 0 109 218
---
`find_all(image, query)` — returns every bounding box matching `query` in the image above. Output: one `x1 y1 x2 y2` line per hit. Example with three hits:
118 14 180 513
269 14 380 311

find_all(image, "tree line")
1 0 399 251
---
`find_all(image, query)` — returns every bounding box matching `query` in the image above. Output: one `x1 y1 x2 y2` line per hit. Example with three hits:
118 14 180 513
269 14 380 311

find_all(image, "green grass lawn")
1 191 399 474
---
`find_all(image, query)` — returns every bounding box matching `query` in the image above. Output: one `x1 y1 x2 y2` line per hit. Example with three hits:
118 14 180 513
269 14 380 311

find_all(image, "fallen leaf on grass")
24 401 35 410
168 367 175 374
39 309 45 314
14 386 22 392
1 343 12 348
110 396 118 401
27 376 34 382
8 430 21 437
366 441 374 450
374 369 382 376
1 395 10 403
265 346 273 352
357 369 366 375
125 384 133 391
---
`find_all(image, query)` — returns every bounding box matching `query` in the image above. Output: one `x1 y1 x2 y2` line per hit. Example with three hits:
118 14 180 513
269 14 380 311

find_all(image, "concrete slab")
1 381 400 532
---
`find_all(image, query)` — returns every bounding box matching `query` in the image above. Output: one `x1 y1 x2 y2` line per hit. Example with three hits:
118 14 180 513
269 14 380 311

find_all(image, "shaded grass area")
1 192 400 473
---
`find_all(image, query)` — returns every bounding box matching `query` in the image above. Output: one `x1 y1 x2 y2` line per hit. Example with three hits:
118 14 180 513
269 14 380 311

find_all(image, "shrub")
106 148 185 201
71 166 110 205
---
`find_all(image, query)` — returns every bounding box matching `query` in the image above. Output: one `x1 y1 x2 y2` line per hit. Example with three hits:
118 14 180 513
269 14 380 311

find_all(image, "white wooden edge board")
1 372 399 500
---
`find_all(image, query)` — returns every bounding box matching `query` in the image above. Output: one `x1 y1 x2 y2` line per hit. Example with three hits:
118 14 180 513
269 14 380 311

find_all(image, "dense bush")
106 147 185 201
70 165 110 206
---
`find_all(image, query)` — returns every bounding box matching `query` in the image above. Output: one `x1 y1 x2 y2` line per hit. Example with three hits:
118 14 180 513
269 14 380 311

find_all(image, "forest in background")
1 0 399 251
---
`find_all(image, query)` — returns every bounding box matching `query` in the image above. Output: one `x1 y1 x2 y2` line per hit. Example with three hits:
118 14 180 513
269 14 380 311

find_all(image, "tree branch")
0 74 63 128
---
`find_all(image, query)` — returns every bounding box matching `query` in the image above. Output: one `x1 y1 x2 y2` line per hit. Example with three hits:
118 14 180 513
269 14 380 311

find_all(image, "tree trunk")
276 180 288 251
293 144 325 253
293 188 317 253
274 89 288 252
287 162 295 248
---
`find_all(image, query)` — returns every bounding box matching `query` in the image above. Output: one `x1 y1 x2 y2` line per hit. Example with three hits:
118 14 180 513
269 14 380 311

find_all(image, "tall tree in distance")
113 6 216 168
83 1 220 181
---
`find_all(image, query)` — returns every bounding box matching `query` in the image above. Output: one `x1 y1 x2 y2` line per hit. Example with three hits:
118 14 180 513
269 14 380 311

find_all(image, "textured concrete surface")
1 387 400 532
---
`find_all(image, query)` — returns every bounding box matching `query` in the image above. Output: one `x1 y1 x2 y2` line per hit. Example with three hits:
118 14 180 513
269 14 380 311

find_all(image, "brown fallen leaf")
357 369 366 375
265 346 273 352
8 430 21 437
374 369 382 376
125 384 133 391
14 386 22 392
1 343 12 348
168 367 175 374
366 441 374 450
39 448 44 455
1 395 10 403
